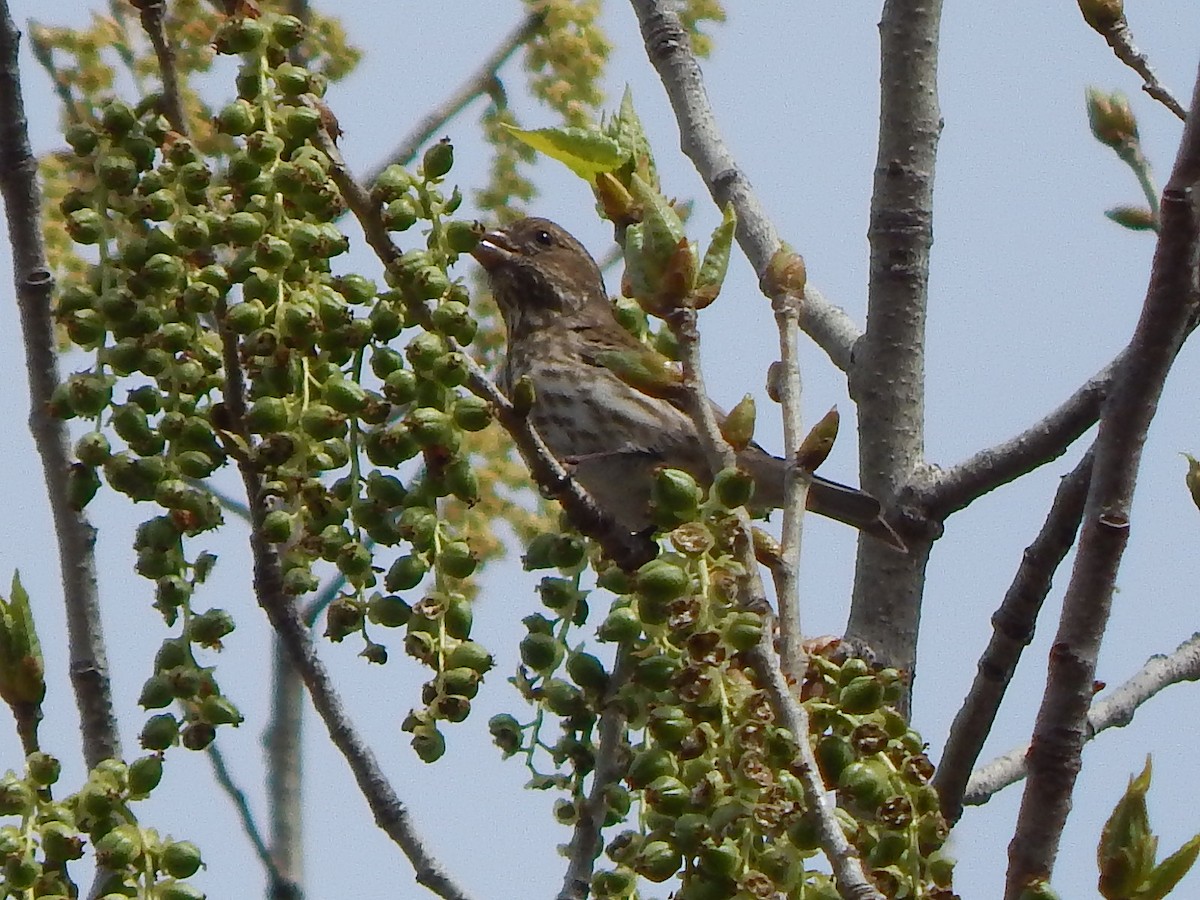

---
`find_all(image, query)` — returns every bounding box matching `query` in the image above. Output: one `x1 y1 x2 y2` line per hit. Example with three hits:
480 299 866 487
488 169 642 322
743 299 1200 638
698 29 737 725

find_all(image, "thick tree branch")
934 450 1092 824
0 0 120 768
626 0 862 371
965 630 1200 807
362 12 543 187
846 0 943 683
266 644 305 900
1004 63 1200 899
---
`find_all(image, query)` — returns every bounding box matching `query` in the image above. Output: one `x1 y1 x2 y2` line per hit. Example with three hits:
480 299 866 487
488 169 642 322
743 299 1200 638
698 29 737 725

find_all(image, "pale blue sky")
1 3 1198 898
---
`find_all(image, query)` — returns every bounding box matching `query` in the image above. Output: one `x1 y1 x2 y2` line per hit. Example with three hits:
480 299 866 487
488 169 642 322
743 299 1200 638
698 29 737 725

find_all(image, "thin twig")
266 643 305 900
918 357 1116 518
206 741 300 898
1003 62 1200 899
557 651 632 900
771 291 807 681
132 0 188 134
0 0 120 768
965 630 1200 807
1097 16 1187 120
934 450 1093 825
362 11 543 187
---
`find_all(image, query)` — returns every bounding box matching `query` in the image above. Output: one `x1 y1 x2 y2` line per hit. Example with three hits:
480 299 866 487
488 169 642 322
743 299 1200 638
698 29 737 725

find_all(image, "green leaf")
694 203 737 307
501 124 627 180
1139 833 1200 900
1099 757 1157 899
608 86 657 188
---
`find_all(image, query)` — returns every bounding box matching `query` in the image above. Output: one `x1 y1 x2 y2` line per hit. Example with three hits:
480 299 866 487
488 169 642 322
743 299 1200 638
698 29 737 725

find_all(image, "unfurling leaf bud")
1086 87 1138 148
422 138 454 180
760 244 808 298
1105 205 1156 232
795 406 840 472
720 394 756 451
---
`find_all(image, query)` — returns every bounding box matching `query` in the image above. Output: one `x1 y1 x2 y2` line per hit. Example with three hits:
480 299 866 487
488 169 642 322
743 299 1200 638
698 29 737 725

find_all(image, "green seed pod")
647 706 691 749
385 554 427 591
406 407 455 447
815 734 855 784
127 754 164 796
487 713 522 755
139 713 179 751
369 347 405 379
405 331 447 372
96 152 138 191
155 574 191 609
712 467 755 509
519 632 564 674
300 403 347 441
368 594 412 628
273 62 310 96
443 594 473 639
444 220 481 254
282 105 321 139
634 840 681 883
323 377 367 415
200 695 243 726
838 758 893 811
224 210 267 245
540 678 583 717
160 840 203 879
382 197 419 232
421 138 454 179
438 541 477 579
597 606 641 643
446 640 493 674
190 608 235 646
372 164 415 202
410 724 446 763
138 674 173 709
282 565 319 595
100 99 137 136
839 675 885 714
270 14 305 47
66 463 101 510
255 234 294 271
215 16 266 54
66 207 105 244
566 652 609 693
636 558 689 605
364 422 419 467
722 611 764 651
140 189 176 222
645 775 689 816
633 654 679 691
65 122 99 155
652 467 701 514
40 820 84 864
626 746 676 789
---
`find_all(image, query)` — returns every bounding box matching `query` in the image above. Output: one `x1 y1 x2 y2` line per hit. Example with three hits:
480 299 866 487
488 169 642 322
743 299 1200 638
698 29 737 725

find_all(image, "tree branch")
964 629 1200 808
917 357 1114 518
266 643 305 900
0 0 120 768
1004 62 1200 899
132 0 188 134
362 11 543 187
846 0 943 683
934 450 1092 825
625 0 862 371
1090 13 1187 121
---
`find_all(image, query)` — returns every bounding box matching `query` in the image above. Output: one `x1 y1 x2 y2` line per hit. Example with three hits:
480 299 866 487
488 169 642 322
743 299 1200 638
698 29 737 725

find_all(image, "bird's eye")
534 229 553 246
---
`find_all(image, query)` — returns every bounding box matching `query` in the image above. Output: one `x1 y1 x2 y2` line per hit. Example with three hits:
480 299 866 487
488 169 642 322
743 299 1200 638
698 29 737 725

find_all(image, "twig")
934 450 1092 825
316 120 655 570
362 11 543 187
964 630 1200 807
1096 16 1187 121
206 741 300 898
0 0 120 768
770 291 807 681
132 0 188 134
266 642 305 900
1003 62 1200 899
917 357 1116 517
557 651 632 900
626 0 861 371
845 0 943 683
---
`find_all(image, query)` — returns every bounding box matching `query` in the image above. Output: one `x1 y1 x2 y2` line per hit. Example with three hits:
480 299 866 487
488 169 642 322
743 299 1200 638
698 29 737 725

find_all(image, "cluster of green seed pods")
489 467 955 898
49 8 495 760
0 752 202 899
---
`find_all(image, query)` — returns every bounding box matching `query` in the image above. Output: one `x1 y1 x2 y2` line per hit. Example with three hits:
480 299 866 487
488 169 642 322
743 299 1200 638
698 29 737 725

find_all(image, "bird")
470 216 905 551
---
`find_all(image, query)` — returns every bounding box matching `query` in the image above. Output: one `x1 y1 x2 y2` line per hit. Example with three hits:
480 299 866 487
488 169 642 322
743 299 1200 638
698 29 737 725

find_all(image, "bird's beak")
471 228 516 271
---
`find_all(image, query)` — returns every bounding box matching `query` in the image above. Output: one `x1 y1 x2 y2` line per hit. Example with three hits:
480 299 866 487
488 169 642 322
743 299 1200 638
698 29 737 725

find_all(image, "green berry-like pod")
634 654 680 690
410 724 446 763
626 746 676 789
405 331 447 372
421 138 454 180
405 407 455 448
635 840 682 884
597 606 642 643
839 675 885 714
299 403 347 441
127 754 164 796
815 733 855 784
838 758 892 811
26 751 60 788
270 13 305 47
712 466 755 509
444 219 481 254
66 463 101 510
372 164 415 202
215 16 266 54
95 822 144 869
537 576 579 613
488 713 522 756
382 197 419 232
448 396 490 434
539 678 584 717
519 632 564 674
437 541 476 580
443 594 473 639
369 347 405 380
246 396 289 434
154 878 205 900
138 675 173 710
65 122 99 155
66 207 106 246
368 594 412 628
446 640 494 674
199 695 243 726
636 558 690 604
722 611 764 652
592 867 638 898
385 554 428 591
647 706 691 750
867 829 908 868
139 714 180 751
40 820 84 864
4 853 39 891
645 774 689 816
566 652 609 693
281 565 319 595
281 105 321 140
189 608 235 647
441 667 481 700
160 840 203 879
272 62 311 96
652 467 702 514
96 152 139 192
322 376 367 415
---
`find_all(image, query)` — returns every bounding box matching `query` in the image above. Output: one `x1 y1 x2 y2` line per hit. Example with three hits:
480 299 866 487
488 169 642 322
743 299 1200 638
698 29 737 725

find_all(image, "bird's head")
471 217 608 338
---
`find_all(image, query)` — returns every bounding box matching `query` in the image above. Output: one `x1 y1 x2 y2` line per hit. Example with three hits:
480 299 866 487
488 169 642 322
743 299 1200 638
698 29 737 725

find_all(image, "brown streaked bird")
471 216 905 551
